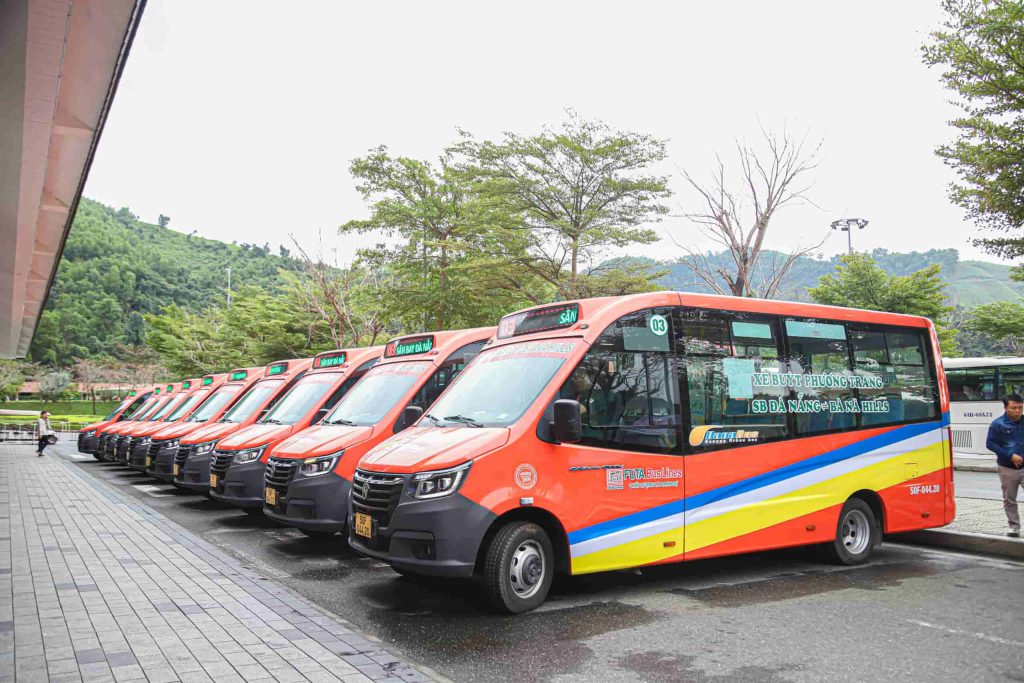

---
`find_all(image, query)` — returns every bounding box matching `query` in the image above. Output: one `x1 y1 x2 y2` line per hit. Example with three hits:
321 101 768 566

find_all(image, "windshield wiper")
262 418 283 424
423 413 442 426
443 414 483 428
326 418 357 426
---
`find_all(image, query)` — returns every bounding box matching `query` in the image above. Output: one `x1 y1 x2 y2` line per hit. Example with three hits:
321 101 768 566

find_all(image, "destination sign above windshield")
385 335 434 358
498 303 580 338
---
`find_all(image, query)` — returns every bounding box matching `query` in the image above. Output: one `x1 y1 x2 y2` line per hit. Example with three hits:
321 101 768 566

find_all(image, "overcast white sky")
83 0 1005 273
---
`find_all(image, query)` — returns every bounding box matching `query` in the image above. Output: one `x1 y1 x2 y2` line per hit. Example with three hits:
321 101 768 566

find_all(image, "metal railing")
0 421 73 443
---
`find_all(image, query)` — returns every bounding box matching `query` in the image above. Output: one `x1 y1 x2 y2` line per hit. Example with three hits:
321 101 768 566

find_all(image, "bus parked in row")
173 359 312 493
209 347 382 512
348 292 953 613
125 377 214 471
263 328 494 537
143 368 263 481
944 357 1024 461
78 388 153 458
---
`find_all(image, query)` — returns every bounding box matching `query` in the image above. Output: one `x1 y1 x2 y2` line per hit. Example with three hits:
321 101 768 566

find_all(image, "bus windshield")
165 391 208 421
220 380 281 423
104 396 134 420
126 398 157 420
260 373 338 425
147 397 179 421
423 341 577 428
186 386 240 422
323 362 429 426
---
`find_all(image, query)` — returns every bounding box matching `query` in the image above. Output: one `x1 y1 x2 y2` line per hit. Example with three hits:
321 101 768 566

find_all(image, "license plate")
354 512 373 539
210 474 218 488
145 456 152 468
265 487 277 506
173 464 179 476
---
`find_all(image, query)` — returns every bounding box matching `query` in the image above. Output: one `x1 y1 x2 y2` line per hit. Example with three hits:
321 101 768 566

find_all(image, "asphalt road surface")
59 447 1024 682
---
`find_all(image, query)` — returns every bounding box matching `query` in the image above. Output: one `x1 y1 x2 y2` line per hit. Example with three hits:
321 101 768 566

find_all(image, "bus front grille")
351 469 405 527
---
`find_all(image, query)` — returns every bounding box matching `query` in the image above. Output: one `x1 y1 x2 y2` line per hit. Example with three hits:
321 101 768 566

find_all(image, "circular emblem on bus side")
514 464 537 490
648 314 668 336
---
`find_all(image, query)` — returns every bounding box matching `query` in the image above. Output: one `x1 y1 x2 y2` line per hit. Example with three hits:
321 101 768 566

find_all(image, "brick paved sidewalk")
948 496 1022 539
0 446 436 683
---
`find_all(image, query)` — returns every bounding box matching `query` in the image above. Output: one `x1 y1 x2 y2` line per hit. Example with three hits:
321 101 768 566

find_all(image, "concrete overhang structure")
0 0 146 358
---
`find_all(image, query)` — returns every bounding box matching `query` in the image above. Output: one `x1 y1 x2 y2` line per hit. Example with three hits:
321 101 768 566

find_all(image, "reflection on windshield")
260 374 338 425
187 386 239 422
220 381 280 423
147 397 179 420
424 342 576 428
166 391 207 421
323 362 429 426
126 399 156 420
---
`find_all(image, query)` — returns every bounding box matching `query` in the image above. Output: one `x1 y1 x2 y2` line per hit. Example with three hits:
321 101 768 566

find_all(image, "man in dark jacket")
986 393 1024 537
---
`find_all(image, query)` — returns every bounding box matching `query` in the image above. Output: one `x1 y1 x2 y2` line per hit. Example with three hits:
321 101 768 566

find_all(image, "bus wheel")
92 453 103 461
827 498 878 565
483 522 553 614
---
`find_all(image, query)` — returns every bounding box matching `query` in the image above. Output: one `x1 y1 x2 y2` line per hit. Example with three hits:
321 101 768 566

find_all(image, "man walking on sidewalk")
36 411 55 457
986 392 1024 538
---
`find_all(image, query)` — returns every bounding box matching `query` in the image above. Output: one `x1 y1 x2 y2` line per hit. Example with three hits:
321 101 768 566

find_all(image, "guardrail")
0 422 73 443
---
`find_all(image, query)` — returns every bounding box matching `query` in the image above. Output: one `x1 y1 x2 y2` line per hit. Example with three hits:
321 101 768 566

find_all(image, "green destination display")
498 303 580 338
386 336 434 358
167 384 175 391
129 390 137 396
154 388 161 394
268 363 287 376
182 381 190 389
230 371 247 381
202 377 214 385
316 353 347 368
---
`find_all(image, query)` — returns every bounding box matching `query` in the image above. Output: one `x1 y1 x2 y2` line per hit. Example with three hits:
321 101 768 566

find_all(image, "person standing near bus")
986 392 1024 537
37 411 55 457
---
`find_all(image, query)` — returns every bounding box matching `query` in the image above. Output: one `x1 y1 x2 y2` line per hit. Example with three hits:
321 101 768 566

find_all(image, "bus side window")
542 308 679 454
851 328 937 425
785 319 857 435
998 365 1024 399
407 341 486 413
679 309 789 451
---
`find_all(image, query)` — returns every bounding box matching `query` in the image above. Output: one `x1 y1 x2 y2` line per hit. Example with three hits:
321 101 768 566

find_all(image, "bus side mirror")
553 400 582 444
397 406 423 432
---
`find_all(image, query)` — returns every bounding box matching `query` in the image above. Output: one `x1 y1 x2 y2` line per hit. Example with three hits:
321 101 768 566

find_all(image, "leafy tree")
38 370 72 403
340 148 531 331
923 0 1024 268
808 253 960 354
965 300 1024 353
454 112 672 300
0 361 26 400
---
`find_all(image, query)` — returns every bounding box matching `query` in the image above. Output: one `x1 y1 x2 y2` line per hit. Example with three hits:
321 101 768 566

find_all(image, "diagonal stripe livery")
569 420 948 574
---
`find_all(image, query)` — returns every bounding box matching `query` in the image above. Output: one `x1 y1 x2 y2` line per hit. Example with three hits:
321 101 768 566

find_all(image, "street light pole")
226 267 232 306
830 218 869 255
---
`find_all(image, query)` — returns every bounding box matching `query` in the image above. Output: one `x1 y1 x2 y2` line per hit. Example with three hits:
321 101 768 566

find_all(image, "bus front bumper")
146 442 179 481
128 441 150 472
347 493 495 578
173 450 212 492
264 473 349 533
78 432 98 454
209 459 265 509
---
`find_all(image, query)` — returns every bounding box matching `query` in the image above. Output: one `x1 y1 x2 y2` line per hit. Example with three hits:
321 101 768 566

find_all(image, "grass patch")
0 400 120 416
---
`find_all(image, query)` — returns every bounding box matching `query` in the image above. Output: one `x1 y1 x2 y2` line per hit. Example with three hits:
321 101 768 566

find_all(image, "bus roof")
379 328 495 365
943 356 1024 369
309 346 383 373
263 357 314 378
492 292 934 349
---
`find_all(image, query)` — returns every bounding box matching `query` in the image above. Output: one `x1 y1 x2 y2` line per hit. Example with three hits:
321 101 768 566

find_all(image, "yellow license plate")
265 487 277 506
354 512 373 539
173 464 179 476
145 457 152 467
210 474 218 488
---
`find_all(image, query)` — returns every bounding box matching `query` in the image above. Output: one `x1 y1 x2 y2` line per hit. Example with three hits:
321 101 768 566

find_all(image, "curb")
892 527 1024 561
954 462 997 473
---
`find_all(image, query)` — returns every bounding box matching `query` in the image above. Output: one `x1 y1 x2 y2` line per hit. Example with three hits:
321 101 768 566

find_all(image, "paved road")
60 446 1024 683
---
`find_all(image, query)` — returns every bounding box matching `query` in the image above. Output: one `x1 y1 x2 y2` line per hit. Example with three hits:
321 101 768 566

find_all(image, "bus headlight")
138 437 152 446
82 430 96 437
411 462 471 500
195 440 217 455
160 439 179 450
233 446 266 463
300 453 341 477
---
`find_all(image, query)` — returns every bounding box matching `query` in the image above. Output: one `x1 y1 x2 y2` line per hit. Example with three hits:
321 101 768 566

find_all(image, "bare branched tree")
288 233 389 349
672 126 826 298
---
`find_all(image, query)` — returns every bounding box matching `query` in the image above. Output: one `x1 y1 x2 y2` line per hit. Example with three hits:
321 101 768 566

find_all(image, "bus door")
677 310 791 559
557 307 684 575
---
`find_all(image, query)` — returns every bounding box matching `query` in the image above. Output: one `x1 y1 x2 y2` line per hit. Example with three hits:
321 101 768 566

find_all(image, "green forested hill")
30 198 303 365
655 248 1024 307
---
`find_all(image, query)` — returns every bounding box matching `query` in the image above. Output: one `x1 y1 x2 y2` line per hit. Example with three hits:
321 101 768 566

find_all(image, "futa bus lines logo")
514 463 537 490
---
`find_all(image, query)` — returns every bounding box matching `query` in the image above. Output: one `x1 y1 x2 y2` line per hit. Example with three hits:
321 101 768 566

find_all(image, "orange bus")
209 347 382 511
94 385 167 462
145 368 263 481
349 293 953 612
263 328 494 537
108 382 194 464
126 377 216 472
173 359 312 493
79 388 153 459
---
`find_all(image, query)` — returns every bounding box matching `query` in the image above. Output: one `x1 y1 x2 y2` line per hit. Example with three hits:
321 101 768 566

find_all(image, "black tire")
826 498 879 565
483 521 554 614
92 453 103 461
299 528 335 539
